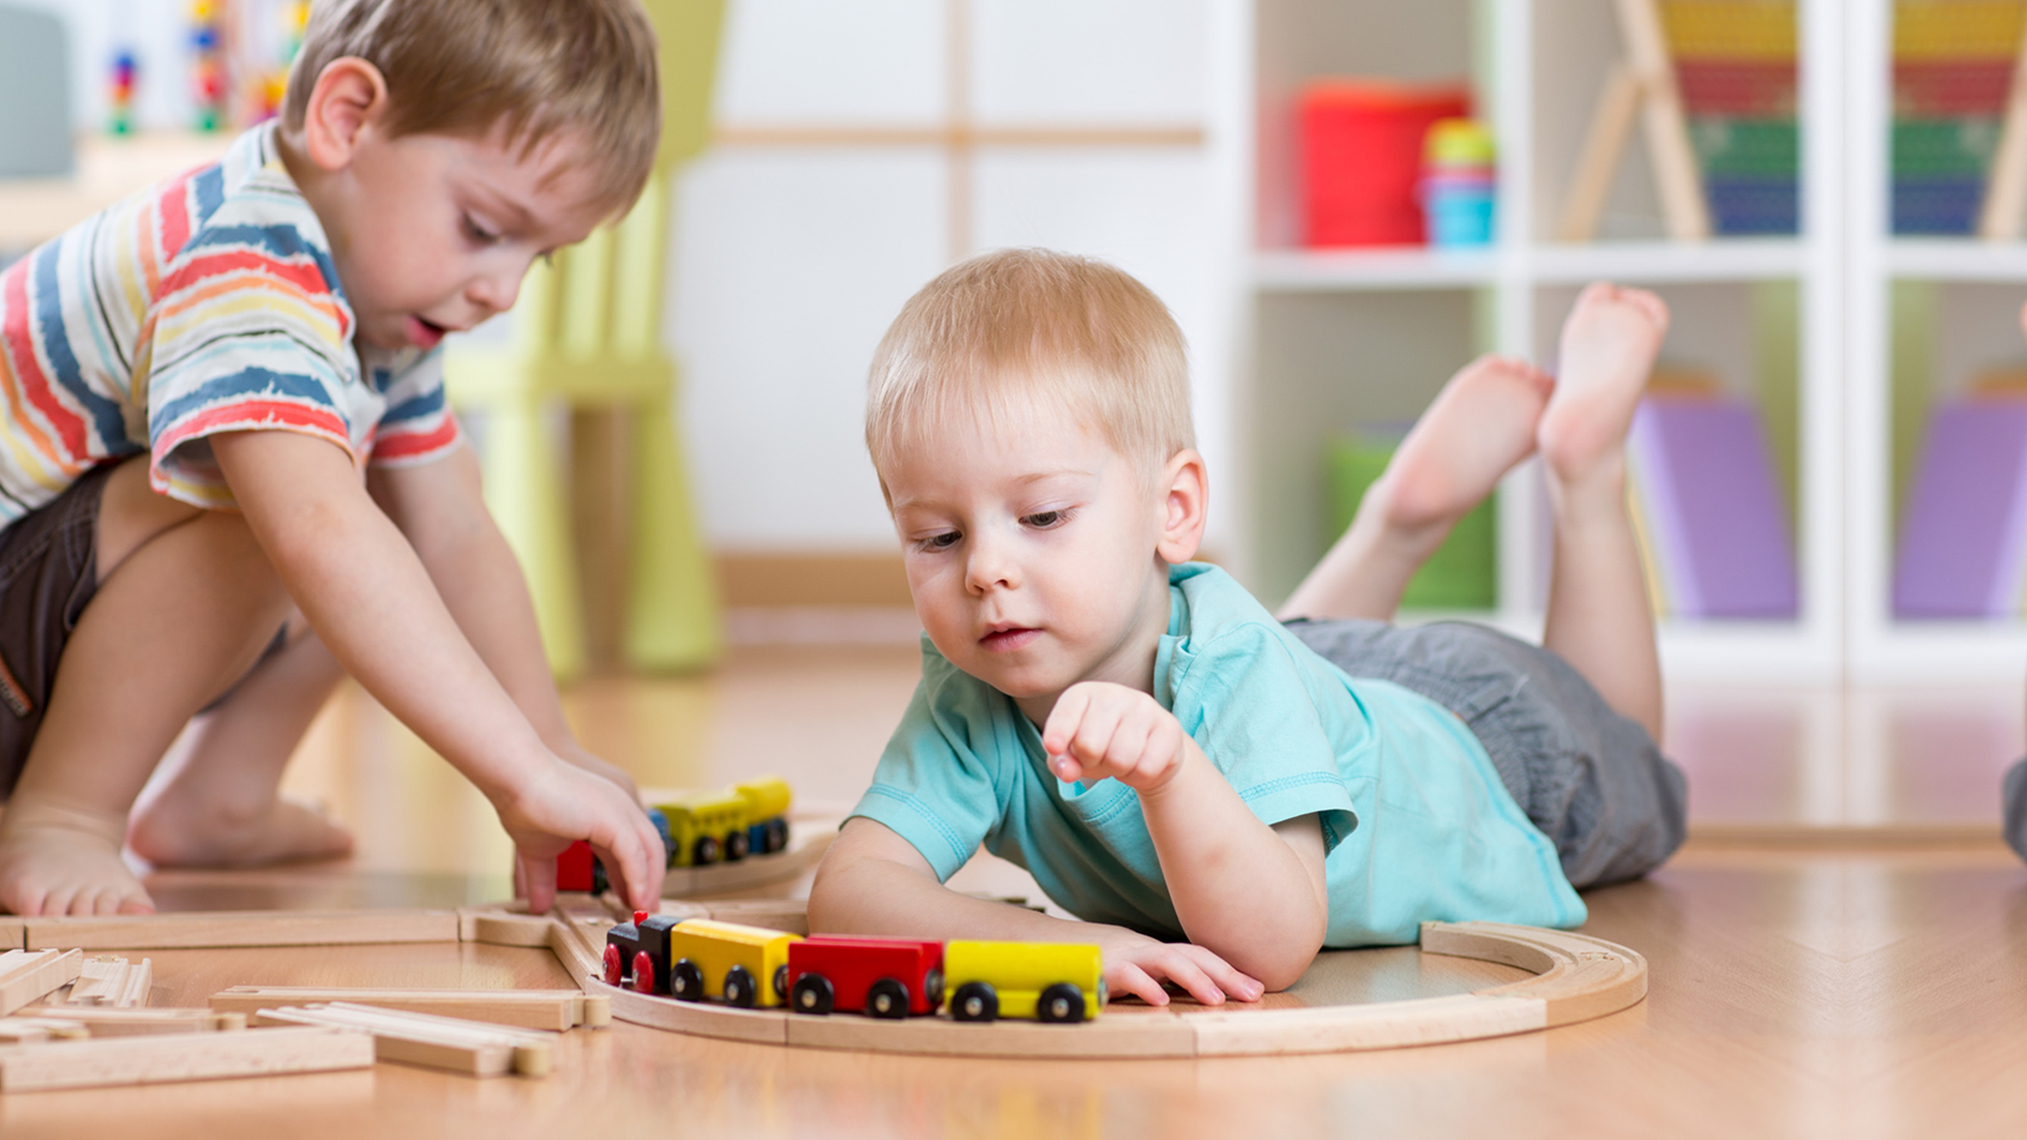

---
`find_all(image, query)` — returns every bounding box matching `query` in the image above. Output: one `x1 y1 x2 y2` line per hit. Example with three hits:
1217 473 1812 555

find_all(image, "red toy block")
1300 81 1470 247
555 841 597 893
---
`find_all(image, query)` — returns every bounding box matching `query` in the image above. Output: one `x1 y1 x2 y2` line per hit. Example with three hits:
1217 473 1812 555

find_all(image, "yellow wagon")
666 919 803 1007
659 791 749 866
941 941 1104 1023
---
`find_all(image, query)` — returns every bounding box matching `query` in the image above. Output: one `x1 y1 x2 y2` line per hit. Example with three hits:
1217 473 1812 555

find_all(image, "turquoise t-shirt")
849 562 1586 947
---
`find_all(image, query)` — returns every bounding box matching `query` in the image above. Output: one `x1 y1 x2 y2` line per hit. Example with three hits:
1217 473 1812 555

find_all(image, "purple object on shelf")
1892 400 2027 618
1629 397 1799 619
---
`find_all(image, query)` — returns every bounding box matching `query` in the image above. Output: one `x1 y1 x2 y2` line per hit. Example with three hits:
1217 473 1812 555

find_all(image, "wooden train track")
2 896 1645 1061
584 917 1647 1059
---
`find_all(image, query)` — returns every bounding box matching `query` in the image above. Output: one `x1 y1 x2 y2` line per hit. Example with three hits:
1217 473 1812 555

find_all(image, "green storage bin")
1328 437 1498 610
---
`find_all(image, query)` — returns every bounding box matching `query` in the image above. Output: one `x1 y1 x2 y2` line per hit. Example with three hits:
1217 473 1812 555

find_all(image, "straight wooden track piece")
547 917 609 991
462 911 556 947
14 1007 243 1036
18 909 459 950
0 1017 88 1043
253 1003 555 1077
1981 7 2027 238
0 949 83 1016
0 1026 373 1092
211 986 599 1032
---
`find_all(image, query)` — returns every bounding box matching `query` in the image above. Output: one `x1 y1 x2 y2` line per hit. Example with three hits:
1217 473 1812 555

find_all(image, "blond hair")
286 0 661 216
866 249 1195 493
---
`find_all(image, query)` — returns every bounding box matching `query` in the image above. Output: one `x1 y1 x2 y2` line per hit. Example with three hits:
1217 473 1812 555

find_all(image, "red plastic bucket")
1300 81 1471 247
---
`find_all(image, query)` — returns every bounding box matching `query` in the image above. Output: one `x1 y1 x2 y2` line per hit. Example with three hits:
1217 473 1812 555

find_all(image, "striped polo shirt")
0 122 460 528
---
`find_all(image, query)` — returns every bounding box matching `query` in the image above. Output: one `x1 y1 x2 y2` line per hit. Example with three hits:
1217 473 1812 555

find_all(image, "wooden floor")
10 644 2027 1139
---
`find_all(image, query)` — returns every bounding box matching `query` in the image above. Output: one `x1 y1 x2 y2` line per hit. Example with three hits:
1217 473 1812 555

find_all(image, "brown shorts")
0 463 117 799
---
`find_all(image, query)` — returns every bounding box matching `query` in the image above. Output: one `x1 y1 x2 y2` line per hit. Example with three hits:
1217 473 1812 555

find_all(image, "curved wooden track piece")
592 919 1647 1059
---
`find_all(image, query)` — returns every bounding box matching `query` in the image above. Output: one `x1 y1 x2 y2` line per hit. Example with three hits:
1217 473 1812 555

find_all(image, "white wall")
671 0 1224 554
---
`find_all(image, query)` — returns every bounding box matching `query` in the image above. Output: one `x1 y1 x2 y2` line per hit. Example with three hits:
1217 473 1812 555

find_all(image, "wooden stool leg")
624 390 720 671
481 395 589 681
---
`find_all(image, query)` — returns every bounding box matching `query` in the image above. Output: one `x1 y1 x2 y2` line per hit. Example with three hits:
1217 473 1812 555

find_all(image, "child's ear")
300 57 390 172
1155 449 1208 565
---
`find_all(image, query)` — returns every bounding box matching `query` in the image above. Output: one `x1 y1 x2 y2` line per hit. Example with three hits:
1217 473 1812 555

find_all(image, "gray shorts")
1283 618 1687 889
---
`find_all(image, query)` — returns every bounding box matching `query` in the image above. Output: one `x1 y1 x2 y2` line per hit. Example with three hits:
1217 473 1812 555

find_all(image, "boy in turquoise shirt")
810 252 1685 1005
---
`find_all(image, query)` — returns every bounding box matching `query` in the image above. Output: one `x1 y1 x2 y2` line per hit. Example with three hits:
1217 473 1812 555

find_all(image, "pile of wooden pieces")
211 986 608 1032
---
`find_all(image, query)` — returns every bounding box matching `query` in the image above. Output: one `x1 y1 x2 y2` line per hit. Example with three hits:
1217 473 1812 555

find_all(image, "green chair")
446 0 725 679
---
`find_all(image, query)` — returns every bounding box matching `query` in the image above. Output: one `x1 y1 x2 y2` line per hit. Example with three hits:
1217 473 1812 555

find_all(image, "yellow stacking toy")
445 0 726 679
667 920 802 1007
942 941 1105 1023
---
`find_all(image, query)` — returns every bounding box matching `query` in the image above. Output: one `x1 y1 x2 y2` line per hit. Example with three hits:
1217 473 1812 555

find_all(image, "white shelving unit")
1212 0 1850 683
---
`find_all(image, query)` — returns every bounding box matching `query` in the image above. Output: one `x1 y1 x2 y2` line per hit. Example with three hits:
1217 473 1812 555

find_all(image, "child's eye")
1022 509 1071 529
919 531 961 551
462 214 501 245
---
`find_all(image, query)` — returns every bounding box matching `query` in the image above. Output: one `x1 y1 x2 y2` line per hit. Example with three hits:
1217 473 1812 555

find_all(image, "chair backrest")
513 0 724 367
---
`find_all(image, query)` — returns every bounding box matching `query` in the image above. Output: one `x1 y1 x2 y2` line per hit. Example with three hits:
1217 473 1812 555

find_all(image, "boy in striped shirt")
0 0 670 915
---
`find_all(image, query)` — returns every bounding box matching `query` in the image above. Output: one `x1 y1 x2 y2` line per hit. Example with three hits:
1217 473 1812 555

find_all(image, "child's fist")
1041 682 1194 793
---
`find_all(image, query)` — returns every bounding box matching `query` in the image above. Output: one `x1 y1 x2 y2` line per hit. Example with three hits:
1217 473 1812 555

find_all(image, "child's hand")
1097 927 1265 1007
1041 681 1195 793
495 757 669 913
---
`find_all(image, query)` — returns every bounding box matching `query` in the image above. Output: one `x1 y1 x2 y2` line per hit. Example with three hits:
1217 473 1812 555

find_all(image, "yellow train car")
733 775 793 855
660 791 749 866
666 919 803 1007
941 941 1105 1023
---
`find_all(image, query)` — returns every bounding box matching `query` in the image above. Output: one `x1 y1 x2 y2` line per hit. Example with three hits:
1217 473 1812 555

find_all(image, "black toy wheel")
693 836 721 866
671 958 705 1001
774 964 790 1000
950 981 998 1023
1035 983 1085 1024
631 951 656 994
723 965 758 1008
725 829 749 861
923 967 944 1009
602 944 624 987
791 973 834 1015
865 978 910 1019
767 818 790 853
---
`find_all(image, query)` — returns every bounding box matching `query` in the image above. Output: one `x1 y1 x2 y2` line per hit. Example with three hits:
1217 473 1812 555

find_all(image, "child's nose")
468 269 522 317
964 535 1020 594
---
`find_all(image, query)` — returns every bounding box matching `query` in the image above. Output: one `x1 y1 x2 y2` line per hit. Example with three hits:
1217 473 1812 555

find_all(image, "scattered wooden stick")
15 910 458 951
0 949 83 1016
211 986 606 1032
0 1026 373 1092
12 1007 244 1036
253 1003 555 1077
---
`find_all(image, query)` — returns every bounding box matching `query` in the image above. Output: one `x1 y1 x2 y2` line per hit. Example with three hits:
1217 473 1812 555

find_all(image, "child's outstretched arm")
811 818 1265 1007
210 430 665 910
1042 681 1330 990
365 447 639 800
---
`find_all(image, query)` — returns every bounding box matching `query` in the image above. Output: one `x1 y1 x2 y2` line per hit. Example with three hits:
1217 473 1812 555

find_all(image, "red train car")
786 936 944 1019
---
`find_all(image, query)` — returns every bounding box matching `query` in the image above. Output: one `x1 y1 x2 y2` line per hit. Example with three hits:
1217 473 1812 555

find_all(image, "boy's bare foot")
0 801 155 915
1539 282 1670 485
1375 353 1554 533
127 794 354 869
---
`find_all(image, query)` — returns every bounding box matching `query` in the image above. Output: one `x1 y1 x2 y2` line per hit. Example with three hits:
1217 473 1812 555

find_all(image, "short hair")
285 0 661 217
865 249 1195 494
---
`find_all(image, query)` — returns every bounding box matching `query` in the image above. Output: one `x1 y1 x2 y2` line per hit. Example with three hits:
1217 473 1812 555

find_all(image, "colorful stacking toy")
1890 0 2023 234
1662 0 1799 235
1421 118 1497 247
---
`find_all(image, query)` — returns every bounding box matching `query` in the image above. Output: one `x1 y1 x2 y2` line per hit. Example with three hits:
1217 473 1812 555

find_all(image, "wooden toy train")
557 776 794 893
603 915 1104 1025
